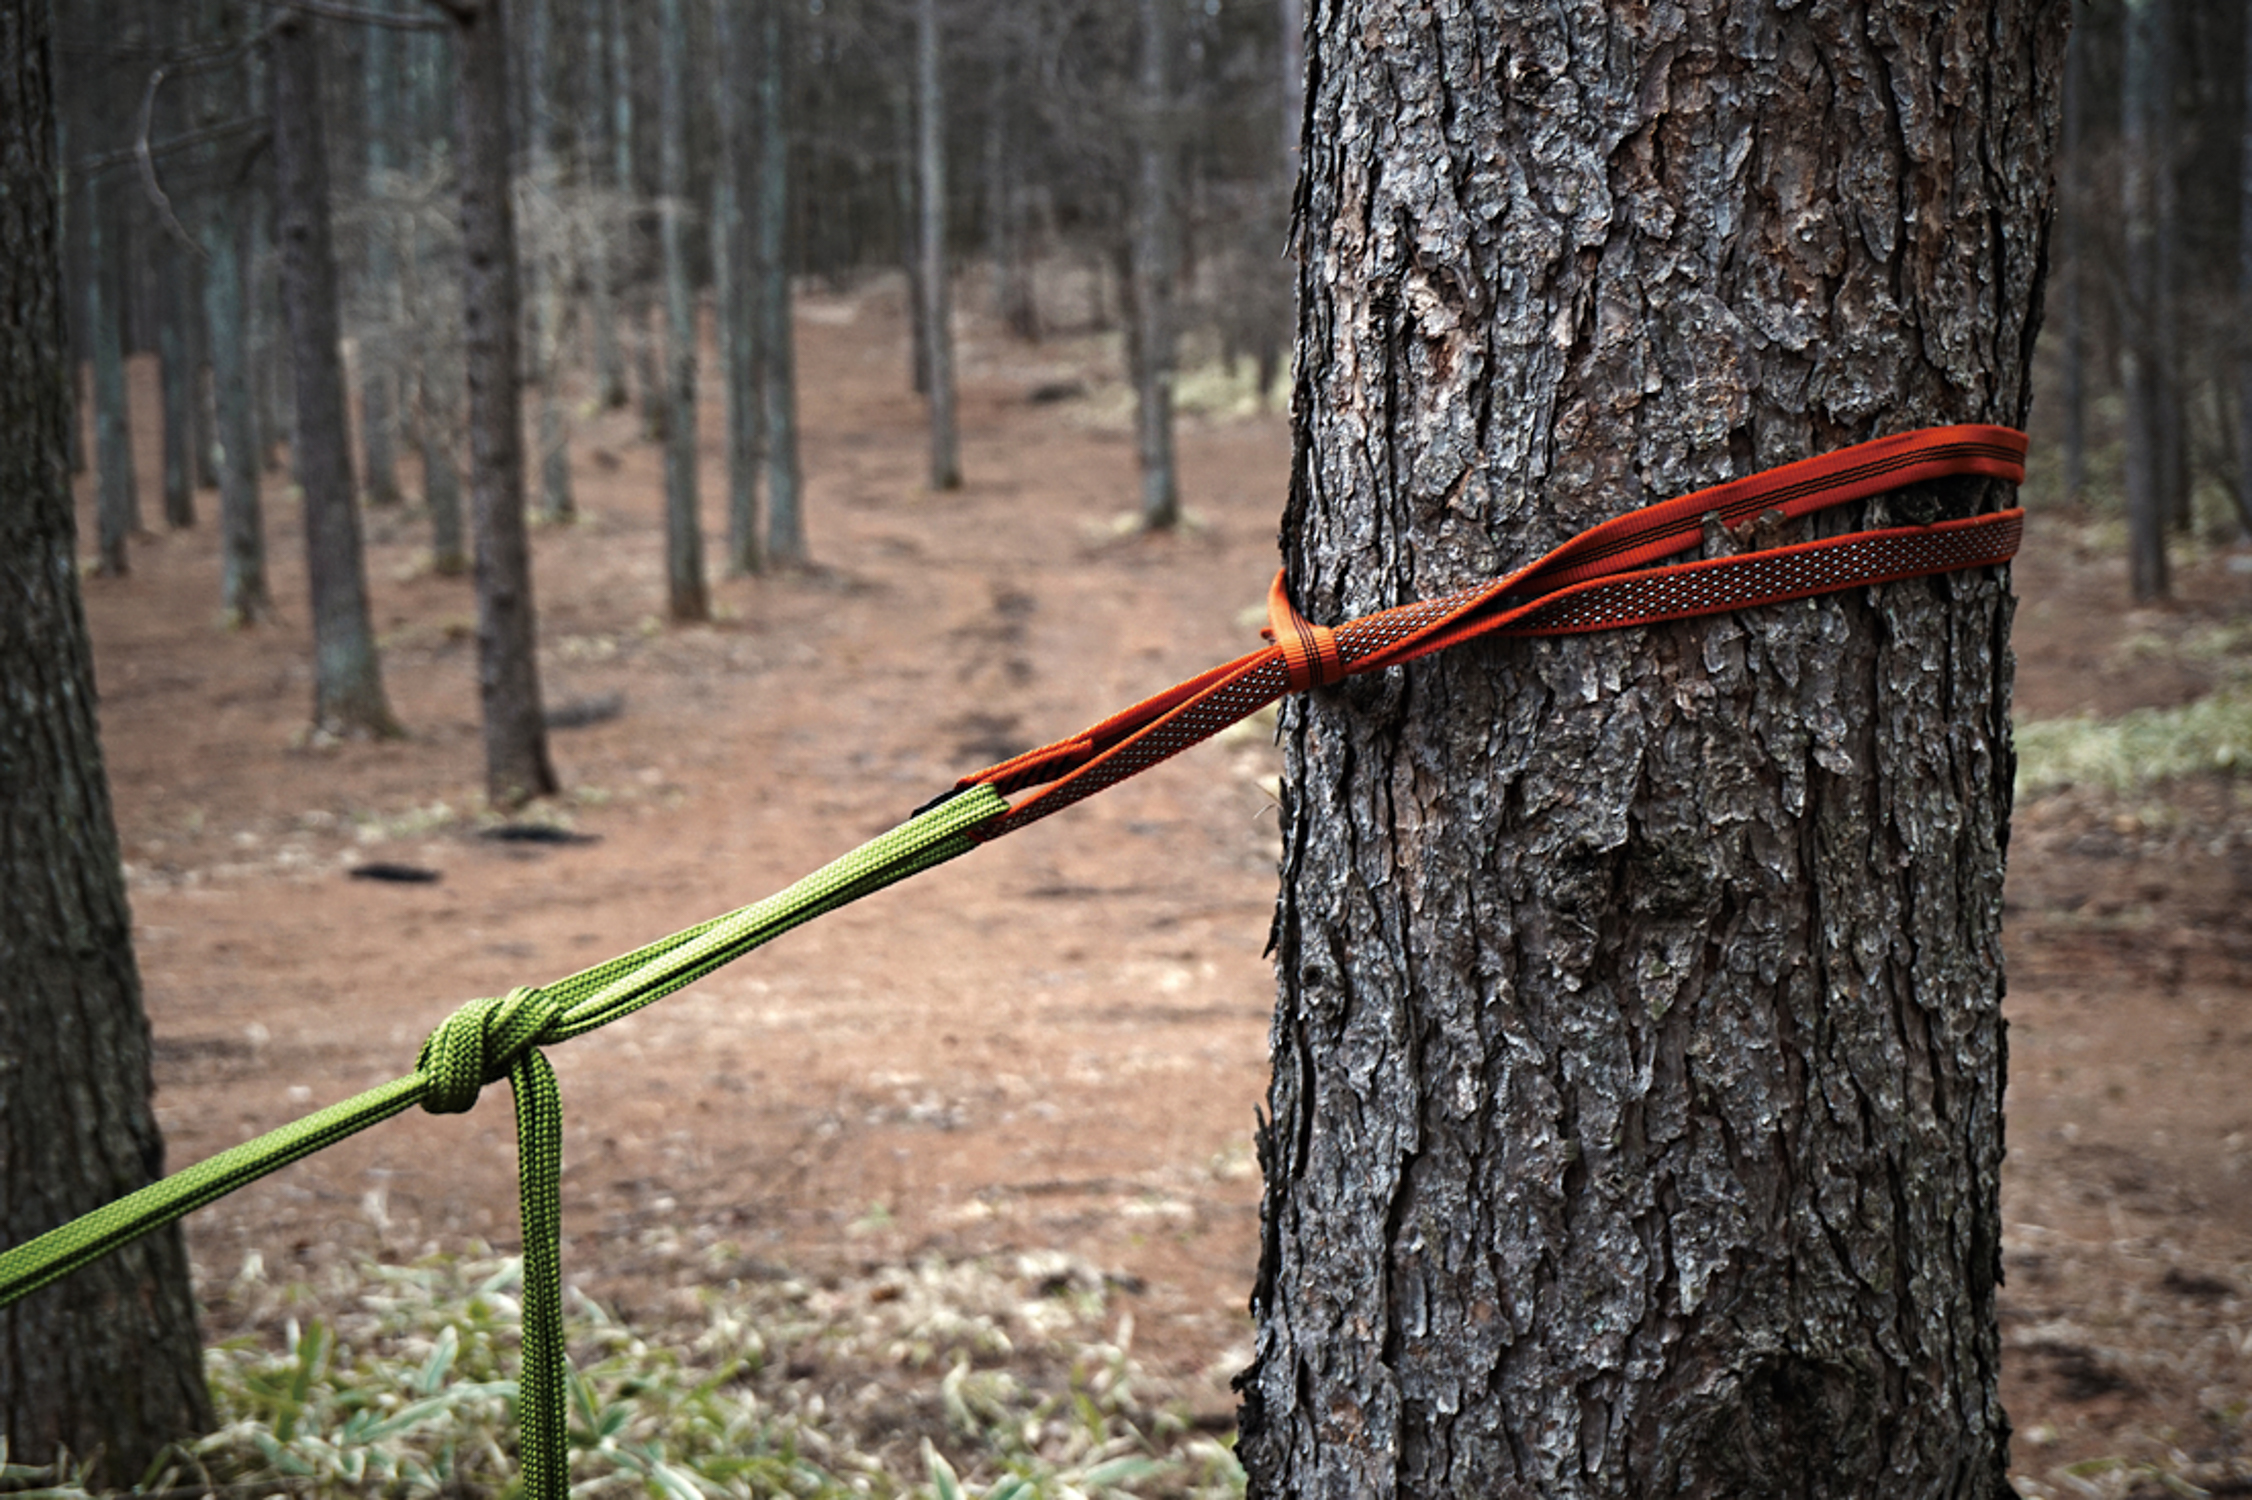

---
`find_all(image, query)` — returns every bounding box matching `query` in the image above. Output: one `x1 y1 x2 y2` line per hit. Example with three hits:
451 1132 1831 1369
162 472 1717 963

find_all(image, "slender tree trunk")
984 57 1036 342
454 0 558 804
359 0 402 508
756 0 805 563
87 180 136 576
273 13 398 738
713 0 763 575
1238 6 2063 1496
2061 11 2085 509
523 0 574 523
1129 0 1178 529
658 0 707 619
2150 0 2185 535
156 243 197 528
1 6 215 1474
2122 0 2169 600
201 200 270 624
589 0 628 410
2237 0 2252 540
899 92 929 396
914 0 960 490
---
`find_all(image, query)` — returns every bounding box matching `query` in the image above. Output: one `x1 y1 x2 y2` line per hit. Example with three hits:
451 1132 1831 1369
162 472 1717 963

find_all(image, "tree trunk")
898 91 929 397
2060 15 2085 509
2148 0 2185 536
712 0 764 575
589 0 628 410
1237 6 2062 1497
0 4 215 1474
755 0 805 564
359 0 402 509
272 12 399 738
2237 0 2252 539
454 0 558 805
155 243 197 529
914 0 960 491
87 179 136 576
1130 0 1178 530
2122 0 2168 600
657 0 708 620
523 0 575 524
201 197 270 625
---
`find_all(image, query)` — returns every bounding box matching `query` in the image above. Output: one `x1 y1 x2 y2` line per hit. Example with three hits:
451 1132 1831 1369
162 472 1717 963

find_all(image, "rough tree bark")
448 0 558 805
0 1 215 1474
914 0 960 491
272 11 400 738
657 0 708 619
1238 5 2063 1498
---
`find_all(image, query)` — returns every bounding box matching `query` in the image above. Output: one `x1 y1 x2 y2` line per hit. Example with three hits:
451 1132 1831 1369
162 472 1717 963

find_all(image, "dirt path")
79 283 2252 1489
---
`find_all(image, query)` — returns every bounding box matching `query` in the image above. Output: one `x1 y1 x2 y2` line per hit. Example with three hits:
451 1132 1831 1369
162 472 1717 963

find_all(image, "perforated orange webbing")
939 424 2028 838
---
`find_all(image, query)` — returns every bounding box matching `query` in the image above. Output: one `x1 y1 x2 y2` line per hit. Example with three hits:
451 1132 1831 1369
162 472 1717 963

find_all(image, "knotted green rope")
0 783 1007 1500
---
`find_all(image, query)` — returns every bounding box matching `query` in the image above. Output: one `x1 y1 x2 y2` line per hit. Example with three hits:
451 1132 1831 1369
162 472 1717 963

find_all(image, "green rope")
0 783 1006 1500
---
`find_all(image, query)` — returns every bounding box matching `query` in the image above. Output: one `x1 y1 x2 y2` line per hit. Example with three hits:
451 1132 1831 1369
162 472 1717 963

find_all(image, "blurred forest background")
28 0 2252 1496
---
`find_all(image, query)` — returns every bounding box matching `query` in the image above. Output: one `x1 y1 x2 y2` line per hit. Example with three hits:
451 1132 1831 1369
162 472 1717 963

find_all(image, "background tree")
915 0 960 491
442 0 559 805
657 0 708 619
1237 4 2063 1495
756 0 806 564
86 174 137 576
0 0 214 1471
1127 0 1178 529
271 10 400 738
713 0 764 575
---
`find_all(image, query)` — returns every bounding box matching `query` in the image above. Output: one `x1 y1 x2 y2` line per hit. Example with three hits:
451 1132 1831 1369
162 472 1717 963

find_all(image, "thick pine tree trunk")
452 0 558 804
272 12 399 738
0 5 215 1475
1238 6 2063 1497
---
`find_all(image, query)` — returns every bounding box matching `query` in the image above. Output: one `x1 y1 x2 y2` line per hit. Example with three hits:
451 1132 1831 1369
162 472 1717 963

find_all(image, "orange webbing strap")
930 424 2028 839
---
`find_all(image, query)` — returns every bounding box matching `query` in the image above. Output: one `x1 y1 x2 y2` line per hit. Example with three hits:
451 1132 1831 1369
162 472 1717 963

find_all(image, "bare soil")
77 282 2252 1494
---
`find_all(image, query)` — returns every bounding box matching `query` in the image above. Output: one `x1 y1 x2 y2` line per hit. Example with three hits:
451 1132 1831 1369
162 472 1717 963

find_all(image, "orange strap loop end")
1264 571 1344 693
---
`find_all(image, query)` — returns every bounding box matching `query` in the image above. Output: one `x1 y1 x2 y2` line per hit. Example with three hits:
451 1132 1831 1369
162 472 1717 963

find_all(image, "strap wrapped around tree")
0 425 2025 1500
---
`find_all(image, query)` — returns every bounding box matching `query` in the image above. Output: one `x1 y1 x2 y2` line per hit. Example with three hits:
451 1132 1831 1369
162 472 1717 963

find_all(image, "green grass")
8 1253 1244 1500
2015 683 2252 796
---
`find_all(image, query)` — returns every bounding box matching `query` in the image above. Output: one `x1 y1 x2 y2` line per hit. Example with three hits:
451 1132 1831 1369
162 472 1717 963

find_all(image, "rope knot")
416 986 562 1115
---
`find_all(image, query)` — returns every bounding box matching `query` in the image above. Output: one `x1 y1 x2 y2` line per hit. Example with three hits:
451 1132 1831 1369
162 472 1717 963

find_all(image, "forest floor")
77 281 2252 1498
